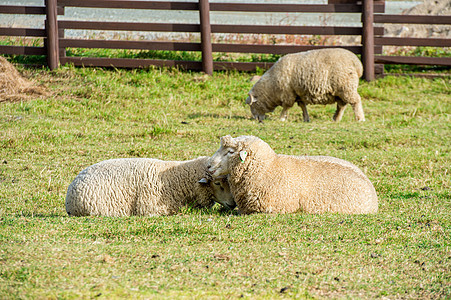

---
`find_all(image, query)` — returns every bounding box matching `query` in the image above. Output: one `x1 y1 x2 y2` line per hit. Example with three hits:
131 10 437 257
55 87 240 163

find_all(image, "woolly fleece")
208 135 378 214
246 48 365 122
66 157 233 216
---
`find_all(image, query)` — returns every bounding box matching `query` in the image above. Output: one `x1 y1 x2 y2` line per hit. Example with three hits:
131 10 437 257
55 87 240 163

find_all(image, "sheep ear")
221 135 235 146
198 178 209 184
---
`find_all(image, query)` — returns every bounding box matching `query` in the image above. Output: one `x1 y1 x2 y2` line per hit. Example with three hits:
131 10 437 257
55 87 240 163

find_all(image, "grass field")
0 63 450 299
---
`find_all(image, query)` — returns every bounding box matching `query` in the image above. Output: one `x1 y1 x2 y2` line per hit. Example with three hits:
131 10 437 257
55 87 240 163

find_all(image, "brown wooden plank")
57 0 381 13
0 45 46 55
57 0 384 13
211 44 365 54
375 56 451 66
211 24 381 35
329 0 386 3
0 5 45 14
58 21 200 32
62 57 275 72
374 63 384 75
46 0 59 70
374 14 451 25
382 73 451 79
60 39 202 51
199 0 213 75
61 56 203 70
0 5 63 15
0 28 46 37
210 3 385 13
60 38 382 56
214 61 275 72
375 37 451 47
58 0 198 10
362 0 375 81
57 21 384 36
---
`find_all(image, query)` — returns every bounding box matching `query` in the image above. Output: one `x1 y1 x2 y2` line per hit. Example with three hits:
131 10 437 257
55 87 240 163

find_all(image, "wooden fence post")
362 0 375 81
45 0 59 70
199 0 213 75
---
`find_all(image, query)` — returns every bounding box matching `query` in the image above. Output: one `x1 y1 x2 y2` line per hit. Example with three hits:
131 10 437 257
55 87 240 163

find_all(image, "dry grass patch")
0 57 48 103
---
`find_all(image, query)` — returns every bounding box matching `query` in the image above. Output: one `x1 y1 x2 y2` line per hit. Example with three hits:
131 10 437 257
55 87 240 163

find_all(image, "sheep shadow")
187 113 249 121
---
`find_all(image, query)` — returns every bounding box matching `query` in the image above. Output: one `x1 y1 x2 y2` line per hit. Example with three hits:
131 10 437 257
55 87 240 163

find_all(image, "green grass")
0 62 450 299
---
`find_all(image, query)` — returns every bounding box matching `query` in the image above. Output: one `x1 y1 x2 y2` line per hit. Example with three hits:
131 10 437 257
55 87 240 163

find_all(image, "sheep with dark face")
66 157 234 217
246 48 365 122
208 135 378 215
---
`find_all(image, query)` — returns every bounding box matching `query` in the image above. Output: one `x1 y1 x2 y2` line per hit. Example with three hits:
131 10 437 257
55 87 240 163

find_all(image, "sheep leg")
298 101 310 122
351 100 366 122
280 107 289 121
333 99 347 122
341 91 365 122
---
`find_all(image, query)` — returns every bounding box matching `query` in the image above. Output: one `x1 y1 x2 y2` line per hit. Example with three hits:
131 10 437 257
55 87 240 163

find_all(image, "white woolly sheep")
65 157 234 217
208 135 378 215
246 48 365 122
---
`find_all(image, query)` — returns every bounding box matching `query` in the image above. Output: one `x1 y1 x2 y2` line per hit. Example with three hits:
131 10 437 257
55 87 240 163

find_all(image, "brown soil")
0 56 48 103
385 0 451 38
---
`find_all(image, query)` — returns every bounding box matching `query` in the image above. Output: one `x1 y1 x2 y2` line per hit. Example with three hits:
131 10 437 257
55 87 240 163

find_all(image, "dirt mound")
385 0 451 38
0 56 48 103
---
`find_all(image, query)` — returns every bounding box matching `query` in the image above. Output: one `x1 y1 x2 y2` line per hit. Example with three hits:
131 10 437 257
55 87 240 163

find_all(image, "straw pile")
0 56 48 102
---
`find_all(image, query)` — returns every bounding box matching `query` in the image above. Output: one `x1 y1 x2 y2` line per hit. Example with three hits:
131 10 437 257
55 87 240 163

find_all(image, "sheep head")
246 93 266 122
208 135 262 178
199 175 236 210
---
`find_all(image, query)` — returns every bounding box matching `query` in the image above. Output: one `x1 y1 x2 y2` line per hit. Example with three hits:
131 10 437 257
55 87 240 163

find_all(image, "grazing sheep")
65 157 233 217
246 48 365 122
208 135 378 215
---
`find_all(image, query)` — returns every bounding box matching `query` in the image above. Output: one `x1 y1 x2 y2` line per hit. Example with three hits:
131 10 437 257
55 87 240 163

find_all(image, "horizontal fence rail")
55 0 385 76
374 13 451 67
0 5 48 56
209 3 385 13
0 0 449 79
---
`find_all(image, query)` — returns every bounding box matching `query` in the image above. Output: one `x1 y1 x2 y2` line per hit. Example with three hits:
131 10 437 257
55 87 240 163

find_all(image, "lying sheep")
208 135 378 215
246 48 365 122
65 157 233 217
204 175 237 211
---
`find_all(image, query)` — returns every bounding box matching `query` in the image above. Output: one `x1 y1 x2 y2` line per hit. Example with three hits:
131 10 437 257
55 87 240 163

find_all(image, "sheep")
65 157 234 217
245 48 365 122
207 135 378 215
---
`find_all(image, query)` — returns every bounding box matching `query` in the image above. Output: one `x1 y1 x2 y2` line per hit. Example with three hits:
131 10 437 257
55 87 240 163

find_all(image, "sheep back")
65 157 217 217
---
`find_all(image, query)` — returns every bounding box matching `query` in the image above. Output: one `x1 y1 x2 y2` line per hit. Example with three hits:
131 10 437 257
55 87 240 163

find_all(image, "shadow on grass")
187 112 248 120
6 207 239 219
10 212 67 218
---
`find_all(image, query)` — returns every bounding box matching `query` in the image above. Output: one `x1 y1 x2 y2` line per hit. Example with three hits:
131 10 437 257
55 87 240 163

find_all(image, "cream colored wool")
66 157 233 217
208 135 378 215
246 48 365 122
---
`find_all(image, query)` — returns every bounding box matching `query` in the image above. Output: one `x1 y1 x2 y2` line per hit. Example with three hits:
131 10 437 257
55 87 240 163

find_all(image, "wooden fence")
0 0 450 81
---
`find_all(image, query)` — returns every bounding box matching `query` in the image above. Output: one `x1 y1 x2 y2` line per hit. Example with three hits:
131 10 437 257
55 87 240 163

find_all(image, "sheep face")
208 135 261 178
212 177 236 210
208 135 243 178
198 175 235 210
246 93 266 122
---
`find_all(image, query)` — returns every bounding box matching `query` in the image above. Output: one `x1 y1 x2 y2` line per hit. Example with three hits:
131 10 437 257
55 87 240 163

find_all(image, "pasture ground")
0 64 449 298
